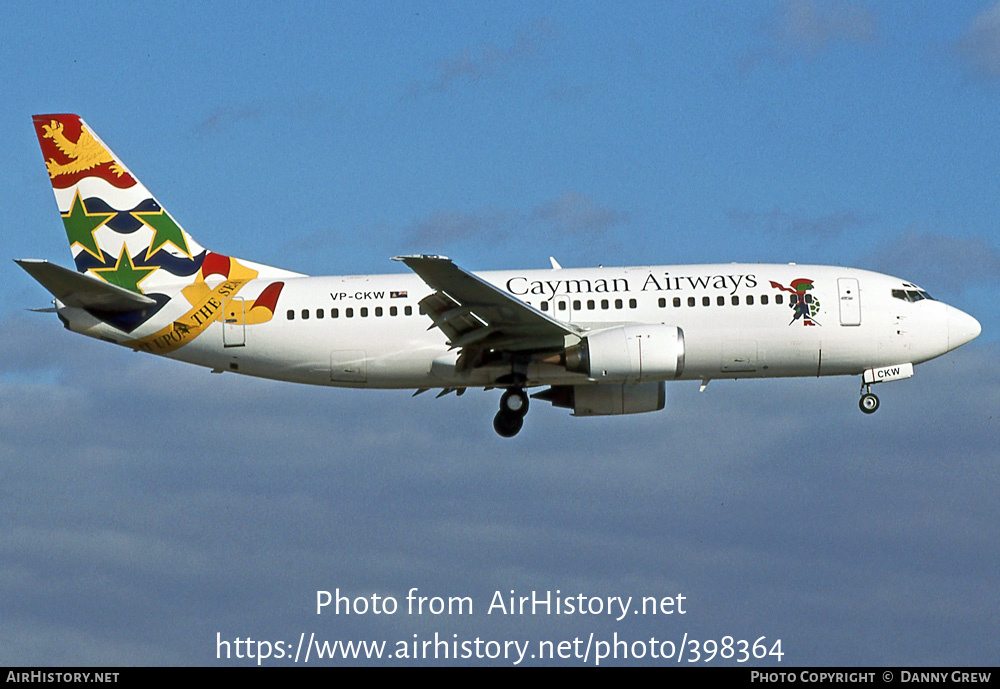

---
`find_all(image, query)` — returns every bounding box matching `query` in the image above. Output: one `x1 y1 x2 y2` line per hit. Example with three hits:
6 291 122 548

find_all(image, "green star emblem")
61 191 113 261
133 210 191 259
91 247 157 294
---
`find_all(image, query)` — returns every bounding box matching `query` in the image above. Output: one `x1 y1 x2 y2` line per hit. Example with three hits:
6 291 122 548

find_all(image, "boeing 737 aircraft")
18 114 981 436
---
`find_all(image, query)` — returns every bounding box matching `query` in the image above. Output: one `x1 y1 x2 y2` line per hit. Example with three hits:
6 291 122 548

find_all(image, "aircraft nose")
948 306 981 350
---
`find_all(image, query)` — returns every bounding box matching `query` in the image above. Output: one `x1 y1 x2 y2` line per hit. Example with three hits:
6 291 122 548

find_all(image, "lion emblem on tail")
42 119 126 179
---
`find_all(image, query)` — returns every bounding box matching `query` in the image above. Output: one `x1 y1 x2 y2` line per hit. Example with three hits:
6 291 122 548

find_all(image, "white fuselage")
59 263 979 391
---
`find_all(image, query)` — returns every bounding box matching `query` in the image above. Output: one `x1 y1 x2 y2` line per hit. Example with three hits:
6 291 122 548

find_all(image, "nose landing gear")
494 387 529 437
858 382 879 414
857 363 914 414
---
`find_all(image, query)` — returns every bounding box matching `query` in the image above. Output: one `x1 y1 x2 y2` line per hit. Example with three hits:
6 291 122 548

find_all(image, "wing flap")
393 255 579 363
15 259 157 312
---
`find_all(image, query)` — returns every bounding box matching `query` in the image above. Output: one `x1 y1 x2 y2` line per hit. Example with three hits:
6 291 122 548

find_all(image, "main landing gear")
858 382 880 415
494 387 529 437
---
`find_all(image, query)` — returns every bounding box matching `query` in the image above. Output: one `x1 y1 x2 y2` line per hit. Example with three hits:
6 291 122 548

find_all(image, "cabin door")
838 278 861 326
223 297 245 347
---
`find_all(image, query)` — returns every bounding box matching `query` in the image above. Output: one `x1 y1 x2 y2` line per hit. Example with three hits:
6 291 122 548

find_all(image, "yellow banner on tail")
126 278 252 354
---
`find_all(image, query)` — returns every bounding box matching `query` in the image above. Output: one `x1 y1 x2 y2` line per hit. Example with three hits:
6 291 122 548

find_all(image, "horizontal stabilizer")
15 259 156 312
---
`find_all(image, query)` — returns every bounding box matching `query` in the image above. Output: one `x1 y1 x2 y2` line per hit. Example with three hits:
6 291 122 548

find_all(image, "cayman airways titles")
506 271 759 298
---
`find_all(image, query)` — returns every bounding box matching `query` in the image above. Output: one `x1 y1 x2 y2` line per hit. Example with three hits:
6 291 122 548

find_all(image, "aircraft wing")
15 259 157 312
393 255 580 369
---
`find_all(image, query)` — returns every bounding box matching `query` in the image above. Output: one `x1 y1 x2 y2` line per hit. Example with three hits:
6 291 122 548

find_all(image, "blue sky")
1 1 998 666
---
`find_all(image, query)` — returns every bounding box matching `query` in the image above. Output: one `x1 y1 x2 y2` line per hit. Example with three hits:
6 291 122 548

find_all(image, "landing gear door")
838 278 861 326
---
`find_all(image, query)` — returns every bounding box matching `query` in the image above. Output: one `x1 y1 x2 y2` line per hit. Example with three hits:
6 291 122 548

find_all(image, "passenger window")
732 295 739 306
541 301 549 312
287 310 294 320
746 295 754 305
405 306 412 316
673 297 681 307
332 308 339 318
375 307 383 317
390 306 397 316
658 297 666 308
717 296 725 306
687 297 695 307
702 296 710 307
360 307 368 317
346 308 354 318
761 295 768 305
615 299 623 309
301 309 309 320
587 300 595 310
573 300 581 310
558 301 566 311
629 298 637 308
317 309 324 319
775 295 783 305
601 299 609 309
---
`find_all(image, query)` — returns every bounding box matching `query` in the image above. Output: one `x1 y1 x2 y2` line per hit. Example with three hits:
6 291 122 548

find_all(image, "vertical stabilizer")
28 114 300 337
33 114 207 296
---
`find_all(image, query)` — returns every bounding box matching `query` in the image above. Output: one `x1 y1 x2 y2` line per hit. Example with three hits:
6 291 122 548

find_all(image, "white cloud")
867 230 1000 293
955 1 1000 79
533 191 628 237
404 192 627 251
1 314 996 665
408 208 513 246
770 0 877 53
741 0 878 72
728 206 878 240
409 18 558 96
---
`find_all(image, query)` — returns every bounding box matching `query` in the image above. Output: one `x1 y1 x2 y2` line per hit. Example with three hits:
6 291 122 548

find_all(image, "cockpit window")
892 288 935 303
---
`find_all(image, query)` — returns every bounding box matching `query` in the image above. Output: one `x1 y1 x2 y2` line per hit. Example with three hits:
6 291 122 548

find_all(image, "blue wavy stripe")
86 197 162 235
74 249 206 277
135 249 207 277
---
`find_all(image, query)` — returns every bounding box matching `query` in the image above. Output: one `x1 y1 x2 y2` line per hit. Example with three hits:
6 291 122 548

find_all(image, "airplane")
17 114 982 437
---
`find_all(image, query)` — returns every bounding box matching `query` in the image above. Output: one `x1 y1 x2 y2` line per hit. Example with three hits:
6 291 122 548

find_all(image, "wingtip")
392 254 452 262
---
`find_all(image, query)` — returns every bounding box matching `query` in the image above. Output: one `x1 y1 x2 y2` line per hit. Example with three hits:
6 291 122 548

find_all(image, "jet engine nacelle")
565 324 685 383
535 382 666 416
